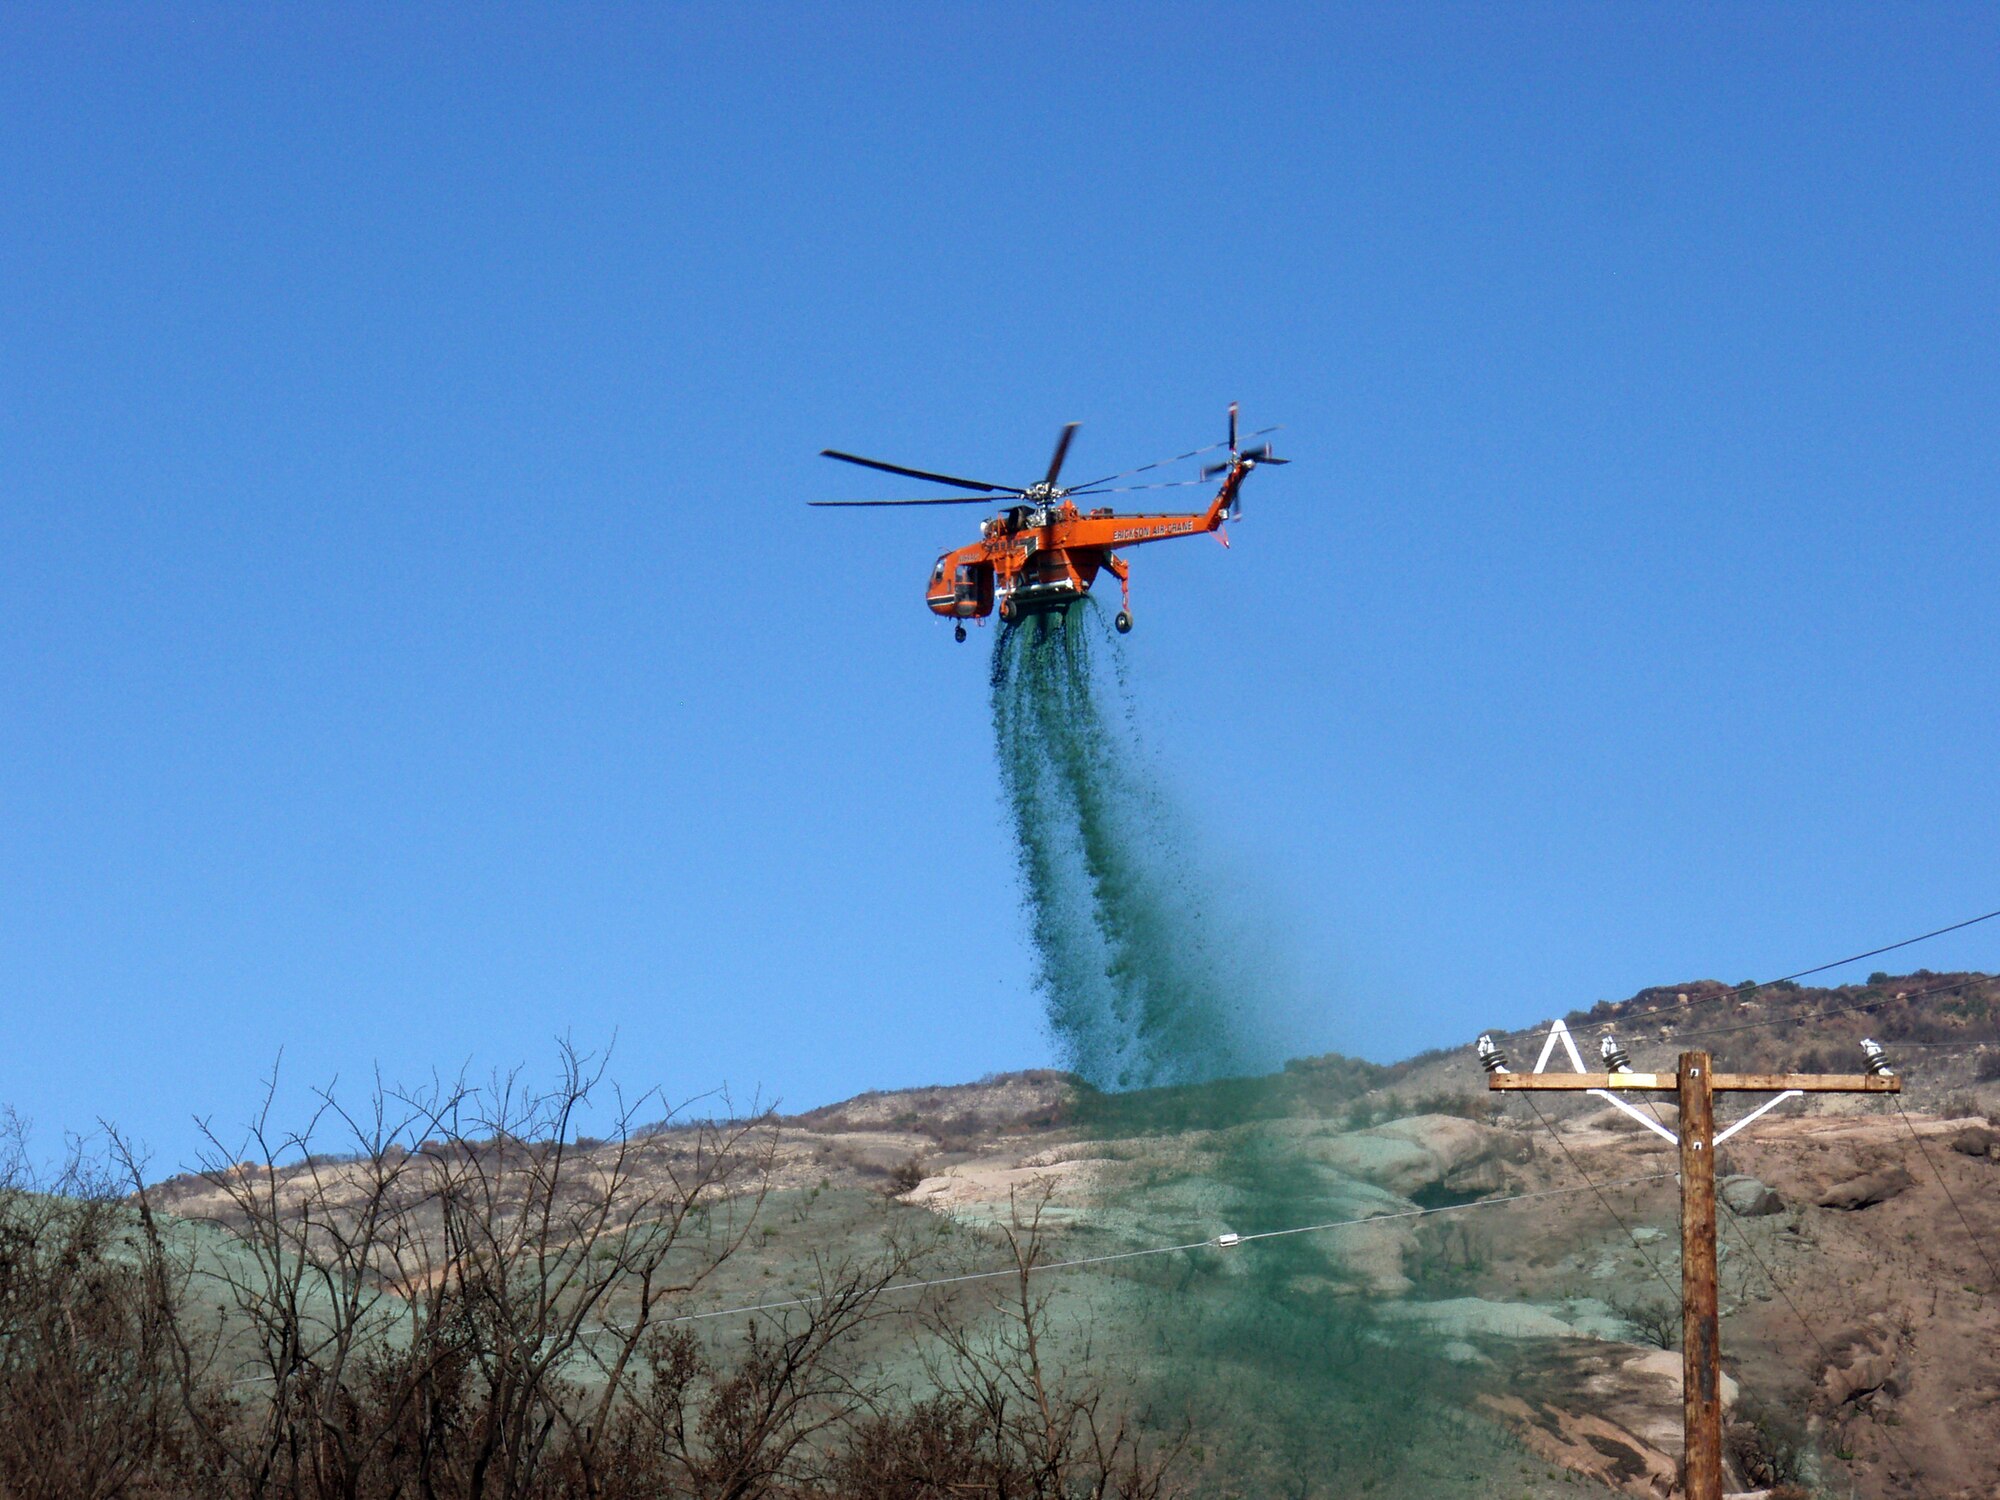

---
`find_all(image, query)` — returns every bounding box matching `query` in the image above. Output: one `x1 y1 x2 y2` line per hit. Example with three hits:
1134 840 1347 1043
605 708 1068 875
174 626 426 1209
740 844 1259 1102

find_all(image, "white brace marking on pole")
1713 1090 1804 1146
1533 1018 1588 1074
1532 1018 1680 1141
1586 1088 1682 1144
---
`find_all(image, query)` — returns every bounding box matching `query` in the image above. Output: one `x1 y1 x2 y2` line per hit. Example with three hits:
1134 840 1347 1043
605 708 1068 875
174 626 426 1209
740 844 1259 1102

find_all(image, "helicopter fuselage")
926 459 1255 624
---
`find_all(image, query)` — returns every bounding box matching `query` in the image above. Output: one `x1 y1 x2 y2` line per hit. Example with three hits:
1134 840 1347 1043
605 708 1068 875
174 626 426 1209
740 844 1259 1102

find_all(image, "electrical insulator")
1476 1034 1510 1074
1599 1035 1633 1073
1861 1038 1895 1077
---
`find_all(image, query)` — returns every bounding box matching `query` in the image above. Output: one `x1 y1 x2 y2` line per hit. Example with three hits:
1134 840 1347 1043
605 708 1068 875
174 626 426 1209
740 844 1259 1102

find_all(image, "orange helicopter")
811 405 1286 641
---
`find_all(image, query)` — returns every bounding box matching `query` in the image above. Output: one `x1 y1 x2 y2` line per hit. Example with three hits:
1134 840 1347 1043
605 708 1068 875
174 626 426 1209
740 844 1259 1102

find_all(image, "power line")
1517 1095 1681 1304
1490 1043 1953 1498
1489 908 2000 1043
1890 1096 2000 1296
1533 1015 1995 1304
1741 907 2000 989
660 1171 1678 1326
1714 1196 1942 1500
1508 1028 1974 1496
683 916 1995 1337
1668 972 1997 1046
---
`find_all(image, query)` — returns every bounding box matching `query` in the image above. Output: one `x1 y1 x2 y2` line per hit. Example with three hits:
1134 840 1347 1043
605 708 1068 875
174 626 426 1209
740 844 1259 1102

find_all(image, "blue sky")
3 5 1996 1168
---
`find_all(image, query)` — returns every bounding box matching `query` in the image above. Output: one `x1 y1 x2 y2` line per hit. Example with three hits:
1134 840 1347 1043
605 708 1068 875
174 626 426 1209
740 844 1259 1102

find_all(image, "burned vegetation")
0 1052 1188 1500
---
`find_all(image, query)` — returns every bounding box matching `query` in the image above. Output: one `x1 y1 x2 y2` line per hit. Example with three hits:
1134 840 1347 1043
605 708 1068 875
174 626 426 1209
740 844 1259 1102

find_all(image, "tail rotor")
1201 402 1288 517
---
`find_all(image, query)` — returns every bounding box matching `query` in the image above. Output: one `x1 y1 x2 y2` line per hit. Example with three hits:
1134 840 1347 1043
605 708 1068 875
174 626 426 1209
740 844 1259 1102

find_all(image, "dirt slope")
144 970 2000 1498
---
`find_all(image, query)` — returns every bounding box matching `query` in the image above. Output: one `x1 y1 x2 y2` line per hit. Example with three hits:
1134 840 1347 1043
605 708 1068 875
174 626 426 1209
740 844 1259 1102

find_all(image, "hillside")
126 969 2000 1498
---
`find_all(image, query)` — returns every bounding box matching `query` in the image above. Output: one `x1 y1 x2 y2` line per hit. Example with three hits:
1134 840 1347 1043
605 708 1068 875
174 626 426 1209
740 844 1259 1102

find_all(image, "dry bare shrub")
6 1061 1194 1500
882 1156 928 1198
582 1225 937 1497
1727 1392 1813 1490
0 1113 218 1500
828 1394 994 1498
123 1043 786 1499
1611 1293 1680 1351
1407 1219 1489 1288
868 1180 1191 1500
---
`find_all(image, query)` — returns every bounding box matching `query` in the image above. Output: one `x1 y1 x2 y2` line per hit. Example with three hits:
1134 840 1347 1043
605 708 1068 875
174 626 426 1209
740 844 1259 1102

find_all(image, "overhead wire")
724 914 1989 1339
1488 907 2000 1044
658 1171 1677 1326
1713 1195 1943 1500
1666 971 1998 1046
1482 909 1995 1499
1508 1052 1951 1496
1889 1096 2000 1295
1515 1095 1681 1303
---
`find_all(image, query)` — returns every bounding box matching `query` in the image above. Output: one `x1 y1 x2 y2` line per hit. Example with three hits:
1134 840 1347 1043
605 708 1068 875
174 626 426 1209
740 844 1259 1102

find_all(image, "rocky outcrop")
1815 1165 1915 1210
1822 1330 1898 1406
901 1156 1101 1219
1477 1394 1678 1498
1304 1114 1522 1201
1477 1342 1742 1498
1948 1124 1996 1158
1388 1297 1626 1340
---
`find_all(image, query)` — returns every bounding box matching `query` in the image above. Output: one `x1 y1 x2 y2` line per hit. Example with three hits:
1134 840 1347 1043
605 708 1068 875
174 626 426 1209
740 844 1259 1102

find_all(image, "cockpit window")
932 560 946 582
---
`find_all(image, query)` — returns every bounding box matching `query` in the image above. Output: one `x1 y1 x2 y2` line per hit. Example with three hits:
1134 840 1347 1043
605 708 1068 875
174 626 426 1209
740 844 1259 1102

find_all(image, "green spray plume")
987 602 1533 1497
990 604 1252 1090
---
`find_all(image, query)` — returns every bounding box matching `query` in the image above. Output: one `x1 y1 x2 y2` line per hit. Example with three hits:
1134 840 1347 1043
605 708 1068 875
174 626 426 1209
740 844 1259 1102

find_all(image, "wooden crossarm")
1710 1073 1899 1093
1489 1073 1673 1090
1487 1072 1899 1093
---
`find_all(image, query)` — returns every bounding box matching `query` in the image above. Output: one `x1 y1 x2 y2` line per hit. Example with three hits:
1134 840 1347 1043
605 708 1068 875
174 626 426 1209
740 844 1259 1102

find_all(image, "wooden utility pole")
1484 1045 1900 1500
1677 1053 1721 1496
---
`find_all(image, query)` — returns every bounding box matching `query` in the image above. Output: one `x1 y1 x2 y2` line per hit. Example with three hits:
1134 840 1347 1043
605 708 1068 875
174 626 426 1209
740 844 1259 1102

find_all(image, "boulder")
1948 1125 1996 1158
1815 1165 1915 1210
1822 1339 1897 1405
1720 1175 1783 1217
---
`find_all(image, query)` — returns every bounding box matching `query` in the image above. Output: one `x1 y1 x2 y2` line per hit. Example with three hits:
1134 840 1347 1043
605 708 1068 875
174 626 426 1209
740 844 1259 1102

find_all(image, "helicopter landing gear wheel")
998 599 1016 623
1114 610 1133 634
954 623 967 643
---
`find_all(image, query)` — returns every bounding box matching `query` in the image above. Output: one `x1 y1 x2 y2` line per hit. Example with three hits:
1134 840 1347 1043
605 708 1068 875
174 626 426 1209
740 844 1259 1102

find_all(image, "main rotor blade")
1067 441 1228 491
808 495 1007 507
1044 422 1079 487
819 449 1014 494
1067 427 1280 491
1067 478 1210 495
